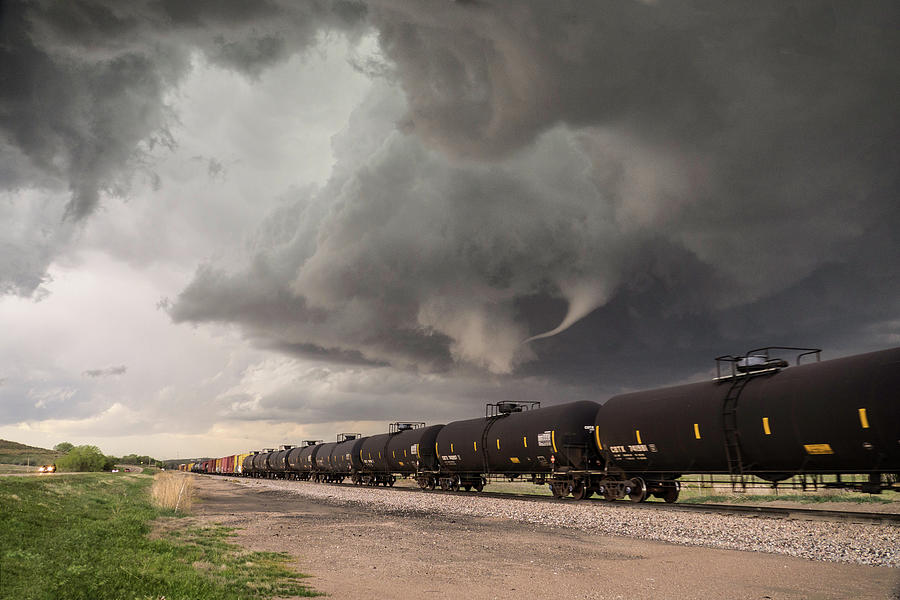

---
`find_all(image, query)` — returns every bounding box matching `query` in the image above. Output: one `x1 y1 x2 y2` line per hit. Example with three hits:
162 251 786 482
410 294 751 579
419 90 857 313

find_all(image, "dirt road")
187 476 899 600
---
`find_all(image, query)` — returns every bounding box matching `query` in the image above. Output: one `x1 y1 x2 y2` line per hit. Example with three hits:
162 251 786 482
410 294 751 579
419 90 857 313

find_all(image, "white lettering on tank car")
537 432 552 447
609 445 626 453
410 444 418 455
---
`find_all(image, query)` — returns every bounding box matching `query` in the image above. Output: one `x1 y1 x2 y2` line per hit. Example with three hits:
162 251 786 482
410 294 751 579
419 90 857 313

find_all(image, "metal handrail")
715 346 821 379
389 422 426 434
485 401 540 418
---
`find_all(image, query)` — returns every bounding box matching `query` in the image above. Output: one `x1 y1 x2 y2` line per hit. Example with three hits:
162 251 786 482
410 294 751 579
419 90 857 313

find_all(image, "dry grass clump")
150 472 195 513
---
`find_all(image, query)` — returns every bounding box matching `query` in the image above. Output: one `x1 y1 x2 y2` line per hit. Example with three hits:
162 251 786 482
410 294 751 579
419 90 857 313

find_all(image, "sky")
1 1 898 460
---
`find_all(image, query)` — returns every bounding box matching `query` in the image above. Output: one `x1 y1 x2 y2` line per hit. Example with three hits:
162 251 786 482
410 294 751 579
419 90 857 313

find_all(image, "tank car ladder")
722 376 750 492
480 402 540 477
715 347 819 493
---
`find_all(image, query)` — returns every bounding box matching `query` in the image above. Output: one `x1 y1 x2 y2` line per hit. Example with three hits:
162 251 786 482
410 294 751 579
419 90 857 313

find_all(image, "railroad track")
222 475 900 525
438 487 900 524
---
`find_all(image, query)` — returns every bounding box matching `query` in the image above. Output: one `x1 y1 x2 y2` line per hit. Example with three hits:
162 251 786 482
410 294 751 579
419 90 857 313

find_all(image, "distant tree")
103 455 117 471
53 442 74 453
119 453 158 465
55 445 112 472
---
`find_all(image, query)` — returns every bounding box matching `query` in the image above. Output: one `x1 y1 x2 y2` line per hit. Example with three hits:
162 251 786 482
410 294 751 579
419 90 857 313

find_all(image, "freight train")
187 346 900 502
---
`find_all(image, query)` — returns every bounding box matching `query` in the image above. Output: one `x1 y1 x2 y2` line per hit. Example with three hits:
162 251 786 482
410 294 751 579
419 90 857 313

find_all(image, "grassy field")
0 464 39 474
0 439 60 467
0 473 319 600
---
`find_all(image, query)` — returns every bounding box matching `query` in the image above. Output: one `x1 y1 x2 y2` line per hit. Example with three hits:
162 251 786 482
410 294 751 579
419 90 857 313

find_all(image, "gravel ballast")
226 478 899 567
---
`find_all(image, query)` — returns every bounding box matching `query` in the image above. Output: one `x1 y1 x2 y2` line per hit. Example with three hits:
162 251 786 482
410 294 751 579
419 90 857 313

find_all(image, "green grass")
0 473 319 600
678 492 895 504
0 464 38 474
0 439 60 467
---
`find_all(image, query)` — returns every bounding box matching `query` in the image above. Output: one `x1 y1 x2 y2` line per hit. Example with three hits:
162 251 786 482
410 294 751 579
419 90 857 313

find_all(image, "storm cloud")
0 0 366 295
1 1 899 454
171 1 900 385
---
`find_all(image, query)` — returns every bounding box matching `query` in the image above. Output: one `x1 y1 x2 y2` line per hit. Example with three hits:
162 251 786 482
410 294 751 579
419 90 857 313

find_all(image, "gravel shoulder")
185 476 900 600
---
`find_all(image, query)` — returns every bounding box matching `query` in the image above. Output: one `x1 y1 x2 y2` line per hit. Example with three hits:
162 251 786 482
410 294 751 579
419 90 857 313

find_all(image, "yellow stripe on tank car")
595 426 602 450
804 443 834 455
551 430 557 453
762 417 771 435
496 438 501 450
635 430 642 444
858 408 870 429
523 436 528 448
473 441 477 452
694 423 701 439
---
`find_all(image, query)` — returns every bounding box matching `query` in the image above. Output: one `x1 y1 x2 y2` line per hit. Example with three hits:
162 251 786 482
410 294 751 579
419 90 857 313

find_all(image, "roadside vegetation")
0 439 167 473
0 439 61 467
0 472 319 599
54 444 117 472
151 471 196 512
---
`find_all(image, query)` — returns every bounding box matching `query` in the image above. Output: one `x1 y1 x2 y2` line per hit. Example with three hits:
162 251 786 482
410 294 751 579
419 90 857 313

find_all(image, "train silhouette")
186 346 899 502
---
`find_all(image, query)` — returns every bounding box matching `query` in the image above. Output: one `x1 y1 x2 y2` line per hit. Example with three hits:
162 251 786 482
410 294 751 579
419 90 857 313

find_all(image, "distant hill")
0 439 62 466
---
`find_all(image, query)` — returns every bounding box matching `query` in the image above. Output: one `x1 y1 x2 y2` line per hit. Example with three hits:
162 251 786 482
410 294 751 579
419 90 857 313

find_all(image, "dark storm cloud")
82 365 127 378
211 361 596 428
172 1 900 389
3 0 897 396
0 0 366 295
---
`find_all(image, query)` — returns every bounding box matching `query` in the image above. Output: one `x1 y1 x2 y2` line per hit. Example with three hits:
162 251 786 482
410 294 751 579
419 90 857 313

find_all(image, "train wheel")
464 484 472 492
583 488 595 499
627 477 647 503
598 481 618 501
550 483 566 499
571 482 586 500
428 478 436 490
474 480 484 492
389 476 396 487
662 482 680 503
